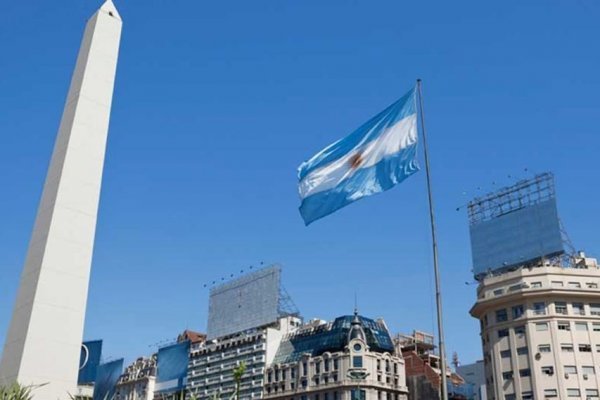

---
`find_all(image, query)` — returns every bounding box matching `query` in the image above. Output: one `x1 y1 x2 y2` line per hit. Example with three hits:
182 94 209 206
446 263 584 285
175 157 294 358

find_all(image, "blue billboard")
78 340 103 384
155 340 190 394
207 265 283 339
469 174 564 279
93 358 124 400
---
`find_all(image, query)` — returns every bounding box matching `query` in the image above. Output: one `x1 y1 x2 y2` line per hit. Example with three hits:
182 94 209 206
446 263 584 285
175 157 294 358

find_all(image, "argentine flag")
298 87 419 225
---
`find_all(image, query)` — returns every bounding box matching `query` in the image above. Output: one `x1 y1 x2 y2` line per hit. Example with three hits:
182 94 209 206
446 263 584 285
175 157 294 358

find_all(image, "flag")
298 87 419 225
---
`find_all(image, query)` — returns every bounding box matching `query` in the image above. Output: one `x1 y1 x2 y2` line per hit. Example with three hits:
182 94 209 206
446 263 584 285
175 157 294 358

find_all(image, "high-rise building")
187 316 302 400
470 256 600 400
0 2 122 399
264 312 408 400
456 360 486 400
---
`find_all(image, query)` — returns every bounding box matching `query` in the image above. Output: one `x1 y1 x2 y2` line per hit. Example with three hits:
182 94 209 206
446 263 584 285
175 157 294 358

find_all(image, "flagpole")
416 78 449 400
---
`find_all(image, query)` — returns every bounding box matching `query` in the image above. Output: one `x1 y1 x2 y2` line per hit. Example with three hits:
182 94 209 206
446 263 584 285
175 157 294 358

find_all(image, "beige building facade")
470 256 600 400
264 313 408 400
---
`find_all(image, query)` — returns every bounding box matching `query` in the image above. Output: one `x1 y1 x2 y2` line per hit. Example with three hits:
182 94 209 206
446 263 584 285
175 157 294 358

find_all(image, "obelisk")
0 2 122 399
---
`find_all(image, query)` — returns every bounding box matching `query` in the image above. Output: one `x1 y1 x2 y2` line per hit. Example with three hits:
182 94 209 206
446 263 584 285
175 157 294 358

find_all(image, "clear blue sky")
1 1 599 366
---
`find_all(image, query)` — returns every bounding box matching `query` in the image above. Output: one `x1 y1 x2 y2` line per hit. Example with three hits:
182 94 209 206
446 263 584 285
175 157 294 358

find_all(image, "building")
470 255 600 400
396 331 473 400
0 2 122 398
456 361 486 400
187 316 302 400
263 311 408 400
115 355 157 400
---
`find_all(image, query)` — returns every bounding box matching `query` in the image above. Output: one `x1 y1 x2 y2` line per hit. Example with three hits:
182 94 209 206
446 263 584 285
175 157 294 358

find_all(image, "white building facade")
470 256 600 400
115 355 157 400
187 316 302 400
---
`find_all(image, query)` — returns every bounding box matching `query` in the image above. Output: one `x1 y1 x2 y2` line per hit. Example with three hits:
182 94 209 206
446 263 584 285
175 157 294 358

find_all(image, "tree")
232 362 246 400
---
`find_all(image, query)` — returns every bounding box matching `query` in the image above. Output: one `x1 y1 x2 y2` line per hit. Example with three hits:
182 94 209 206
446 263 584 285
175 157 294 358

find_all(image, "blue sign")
155 341 190 393
78 340 103 384
93 359 124 400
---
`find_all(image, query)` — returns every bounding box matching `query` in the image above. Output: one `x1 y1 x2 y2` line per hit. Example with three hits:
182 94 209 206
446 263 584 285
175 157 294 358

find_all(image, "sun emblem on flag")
349 152 364 169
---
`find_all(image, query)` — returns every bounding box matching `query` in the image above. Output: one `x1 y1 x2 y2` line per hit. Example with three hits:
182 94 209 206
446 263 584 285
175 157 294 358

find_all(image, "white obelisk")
0 2 122 399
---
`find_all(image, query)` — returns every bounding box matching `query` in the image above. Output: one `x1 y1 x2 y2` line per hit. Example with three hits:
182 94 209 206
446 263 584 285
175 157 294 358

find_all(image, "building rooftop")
272 314 394 364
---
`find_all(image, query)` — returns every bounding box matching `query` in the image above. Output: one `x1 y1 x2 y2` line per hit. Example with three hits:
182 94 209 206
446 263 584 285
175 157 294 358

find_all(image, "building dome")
347 309 366 343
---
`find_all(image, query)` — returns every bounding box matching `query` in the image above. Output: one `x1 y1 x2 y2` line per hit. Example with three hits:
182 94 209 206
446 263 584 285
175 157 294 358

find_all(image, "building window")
544 389 558 398
500 350 511 358
573 302 585 315
557 321 571 331
324 360 329 372
493 289 504 296
593 323 600 332
567 388 581 397
533 302 546 315
516 346 528 355
333 359 338 370
315 394 319 400
575 322 588 331
597 344 600 353
351 389 366 400
324 393 329 400
538 344 551 353
568 282 581 288
531 281 542 288
333 392 338 400
352 356 363 368
554 301 567 315
502 371 513 380
377 374 382 382
582 366 595 375
332 374 337 382
498 329 509 338
586 389 599 398
564 365 577 375
377 391 381 400
393 363 398 374
561 344 574 352
505 394 516 400
496 309 508 322
551 281 563 288
385 360 390 372
579 344 592 352
291 368 296 379
512 305 524 319
536 322 548 331
514 325 525 335
541 366 554 376
519 368 530 377
315 377 319 385
275 369 280 381
587 282 598 288
508 284 522 292
521 391 533 400
315 361 321 374
303 362 308 376
590 303 600 316
268 371 273 383
291 382 295 390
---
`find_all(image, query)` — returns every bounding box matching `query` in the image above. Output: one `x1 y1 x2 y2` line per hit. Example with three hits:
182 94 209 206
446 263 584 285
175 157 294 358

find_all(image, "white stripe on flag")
299 113 417 199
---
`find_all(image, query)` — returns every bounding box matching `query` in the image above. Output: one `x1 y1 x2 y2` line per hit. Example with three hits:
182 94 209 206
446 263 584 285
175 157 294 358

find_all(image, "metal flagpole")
416 78 449 400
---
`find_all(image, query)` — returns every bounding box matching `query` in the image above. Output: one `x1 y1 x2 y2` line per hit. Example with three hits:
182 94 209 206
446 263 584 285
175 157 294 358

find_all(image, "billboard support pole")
416 79 449 400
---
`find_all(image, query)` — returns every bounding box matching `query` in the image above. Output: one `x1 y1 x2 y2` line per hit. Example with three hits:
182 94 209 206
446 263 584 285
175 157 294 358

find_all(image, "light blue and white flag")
298 87 419 225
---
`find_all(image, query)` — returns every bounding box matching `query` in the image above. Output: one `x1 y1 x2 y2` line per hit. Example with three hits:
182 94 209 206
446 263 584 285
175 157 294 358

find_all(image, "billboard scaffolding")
207 264 300 339
468 173 565 280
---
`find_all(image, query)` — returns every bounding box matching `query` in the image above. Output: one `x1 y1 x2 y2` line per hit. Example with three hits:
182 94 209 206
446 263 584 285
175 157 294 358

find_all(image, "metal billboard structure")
468 173 565 280
207 264 299 339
